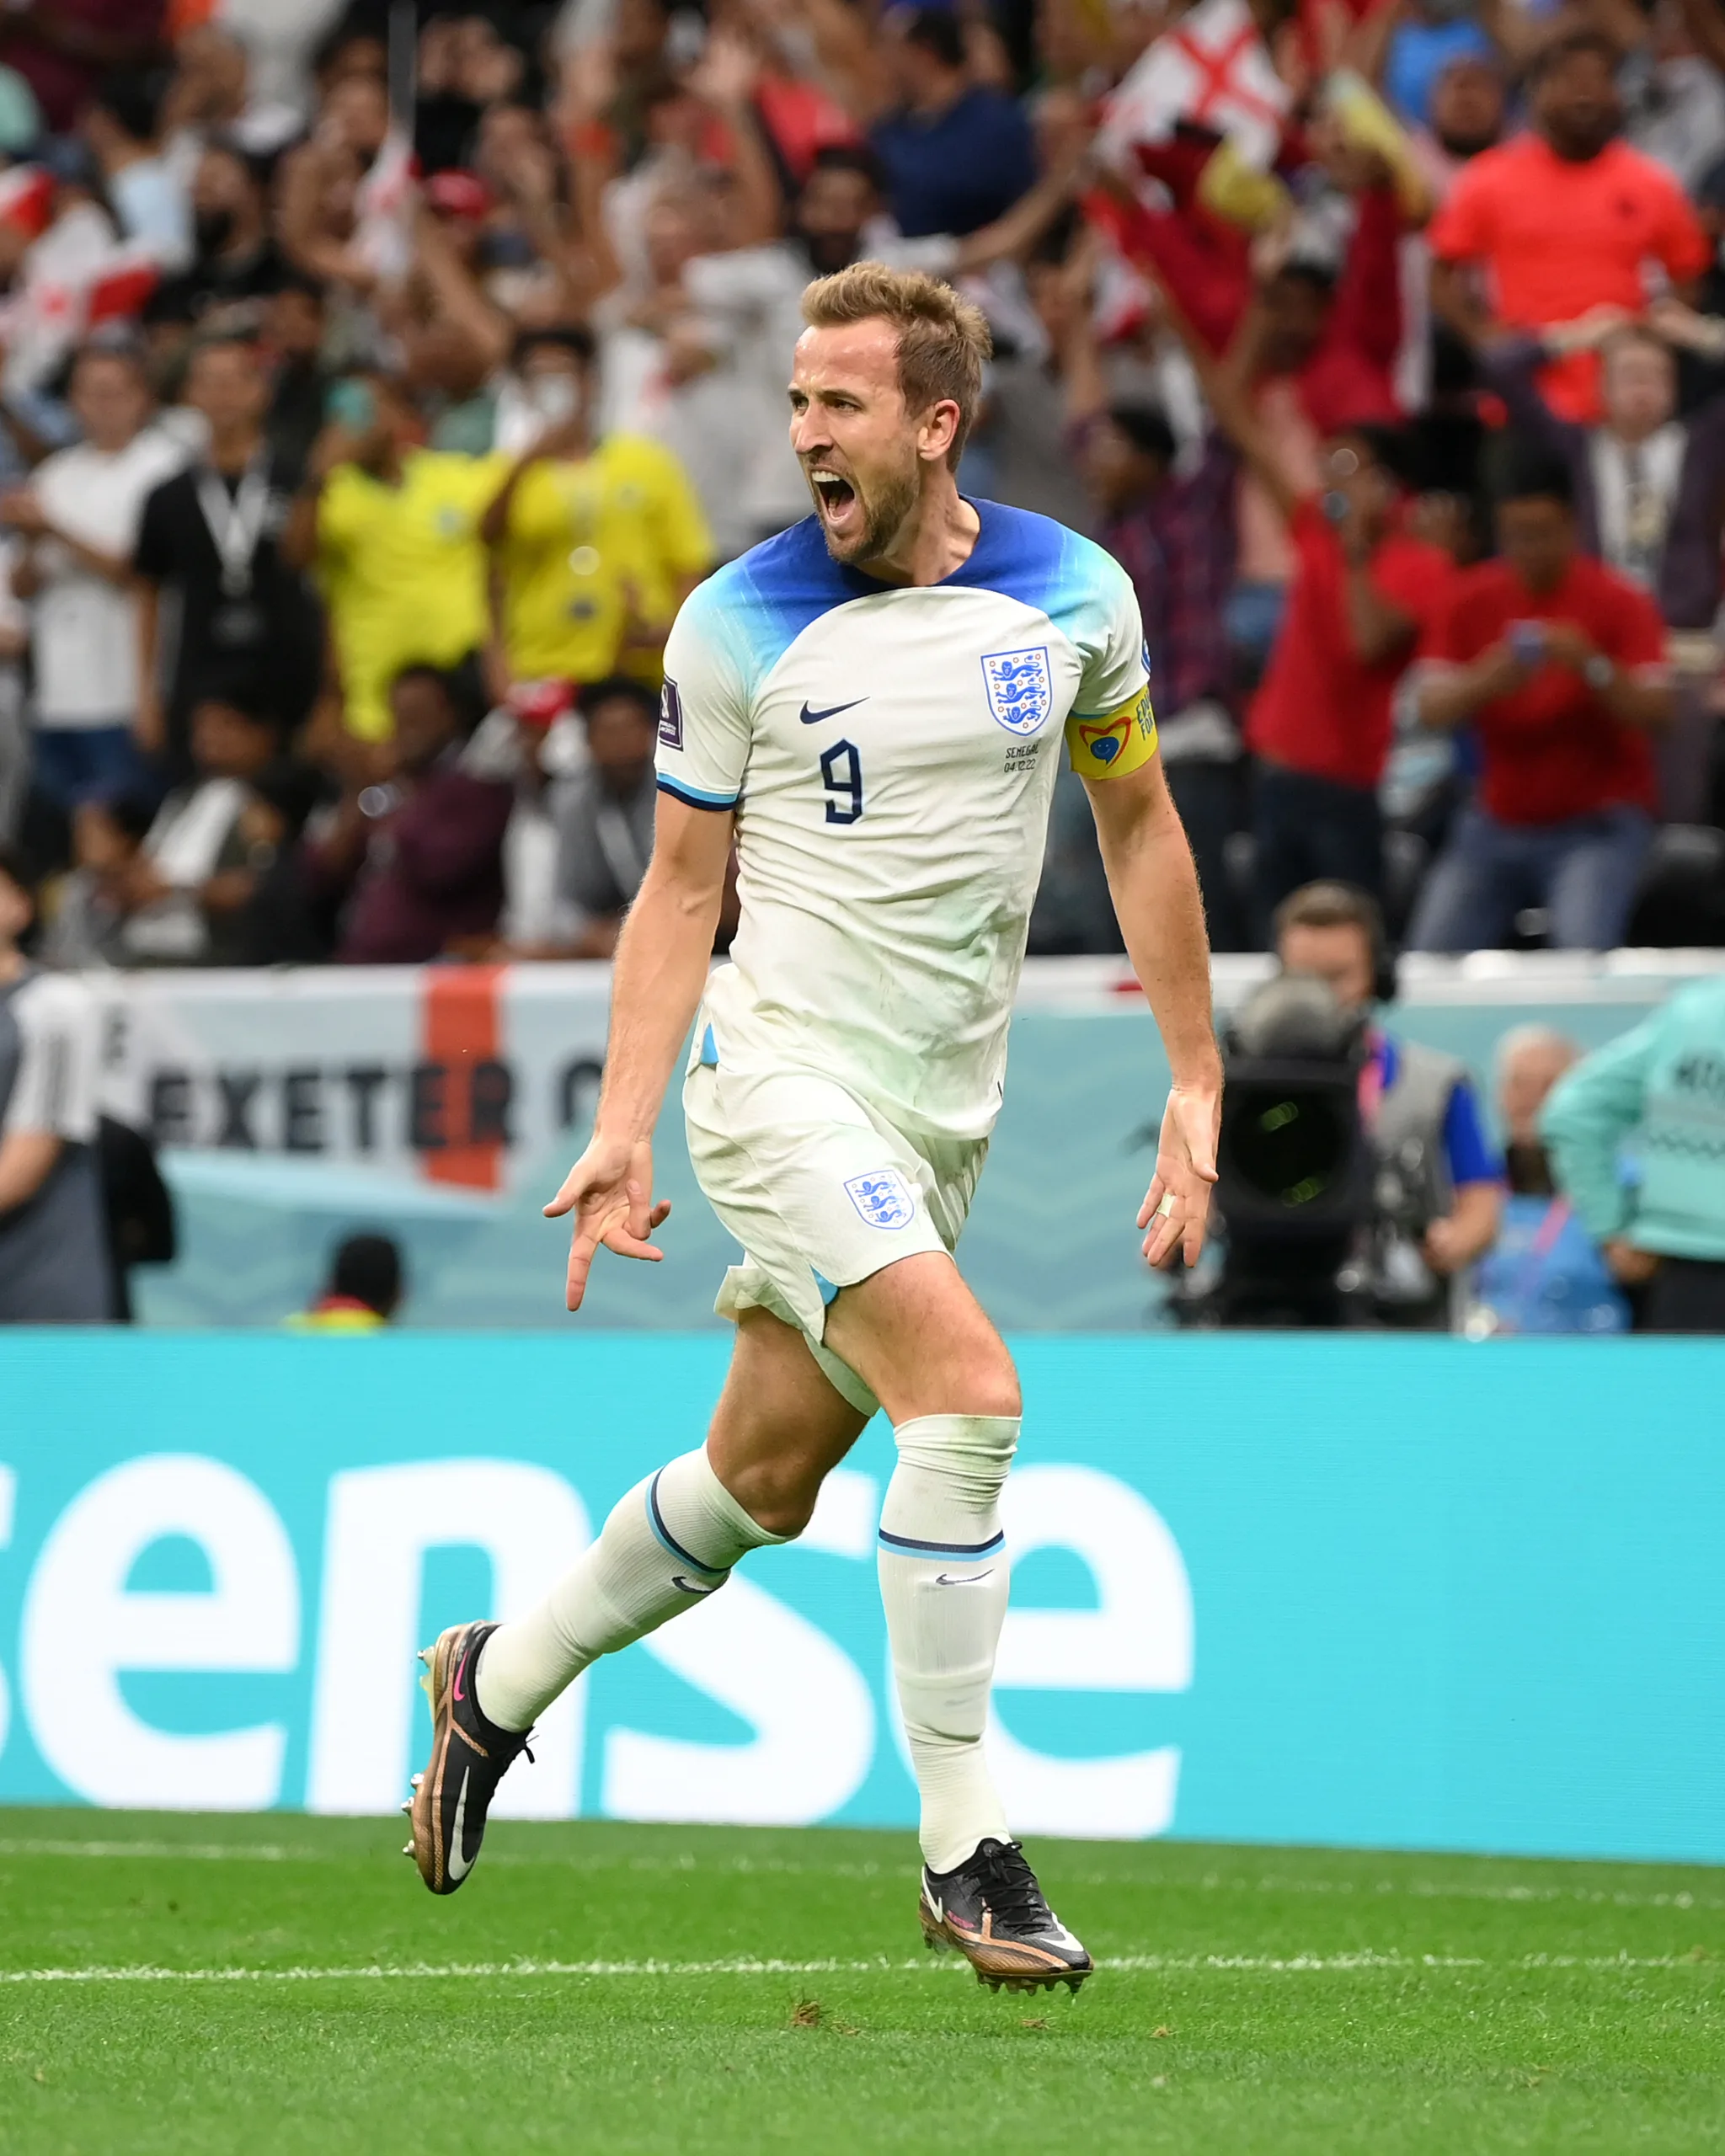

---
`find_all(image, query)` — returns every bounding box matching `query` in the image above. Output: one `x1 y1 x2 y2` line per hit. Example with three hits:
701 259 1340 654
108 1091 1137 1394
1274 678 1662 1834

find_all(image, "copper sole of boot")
405 1625 467 1895
919 1907 1092 1995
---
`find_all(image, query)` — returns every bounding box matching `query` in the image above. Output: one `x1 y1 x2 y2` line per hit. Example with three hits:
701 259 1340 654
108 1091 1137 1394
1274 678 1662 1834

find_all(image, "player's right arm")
544 795 733 1310
546 571 747 1310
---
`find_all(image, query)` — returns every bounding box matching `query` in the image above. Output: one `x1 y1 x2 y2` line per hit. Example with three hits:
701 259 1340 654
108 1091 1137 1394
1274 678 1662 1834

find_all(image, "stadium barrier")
94 952 1725 1329
3 1329 1722 1863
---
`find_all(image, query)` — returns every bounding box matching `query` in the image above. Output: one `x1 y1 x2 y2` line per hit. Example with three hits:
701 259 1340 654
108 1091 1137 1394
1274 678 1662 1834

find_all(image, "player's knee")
716 1453 821 1540
911 1360 1020 1422
964 1366 1022 1422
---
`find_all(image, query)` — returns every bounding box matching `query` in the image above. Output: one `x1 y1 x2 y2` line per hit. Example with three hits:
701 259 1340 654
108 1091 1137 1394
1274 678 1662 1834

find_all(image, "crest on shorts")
845 1170 916 1230
980 646 1053 736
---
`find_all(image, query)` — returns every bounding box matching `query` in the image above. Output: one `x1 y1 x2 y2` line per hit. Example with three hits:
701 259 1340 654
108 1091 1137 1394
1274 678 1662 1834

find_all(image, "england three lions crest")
844 1170 916 1230
981 646 1053 736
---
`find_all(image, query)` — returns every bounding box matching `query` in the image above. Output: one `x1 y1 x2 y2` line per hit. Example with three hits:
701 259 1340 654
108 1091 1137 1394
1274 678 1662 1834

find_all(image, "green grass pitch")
1 1812 1720 2154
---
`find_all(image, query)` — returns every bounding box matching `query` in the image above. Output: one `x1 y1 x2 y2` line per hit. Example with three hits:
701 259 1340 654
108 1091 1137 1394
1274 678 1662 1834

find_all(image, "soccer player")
406 264 1223 1994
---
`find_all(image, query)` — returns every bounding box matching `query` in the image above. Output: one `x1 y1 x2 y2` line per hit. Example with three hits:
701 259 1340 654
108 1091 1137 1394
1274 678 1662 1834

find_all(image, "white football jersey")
657 502 1155 1144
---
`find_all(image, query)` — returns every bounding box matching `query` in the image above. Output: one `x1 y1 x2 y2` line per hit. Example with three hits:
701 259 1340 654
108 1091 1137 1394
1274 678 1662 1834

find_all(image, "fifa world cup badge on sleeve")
845 1171 916 1230
981 647 1053 736
659 679 684 749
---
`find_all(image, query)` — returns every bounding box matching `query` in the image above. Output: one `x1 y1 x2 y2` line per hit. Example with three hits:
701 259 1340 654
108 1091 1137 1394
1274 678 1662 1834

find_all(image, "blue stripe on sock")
645 1470 725 1577
878 1526 1006 1560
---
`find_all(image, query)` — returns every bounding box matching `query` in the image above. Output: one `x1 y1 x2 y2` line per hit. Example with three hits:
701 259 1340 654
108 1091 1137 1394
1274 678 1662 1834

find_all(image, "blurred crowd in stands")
0 0 1722 966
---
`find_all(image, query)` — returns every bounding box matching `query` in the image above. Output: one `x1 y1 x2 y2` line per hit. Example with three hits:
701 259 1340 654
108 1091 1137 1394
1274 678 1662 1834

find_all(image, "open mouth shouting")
808 462 861 541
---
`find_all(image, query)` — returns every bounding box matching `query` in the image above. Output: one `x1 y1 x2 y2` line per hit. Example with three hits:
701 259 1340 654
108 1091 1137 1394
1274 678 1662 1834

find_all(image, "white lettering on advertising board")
21 1456 299 1809
4 1457 1191 1833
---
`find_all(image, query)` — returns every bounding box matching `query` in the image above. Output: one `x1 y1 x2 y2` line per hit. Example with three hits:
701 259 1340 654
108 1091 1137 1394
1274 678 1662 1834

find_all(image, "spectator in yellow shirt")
285 375 502 743
481 327 714 694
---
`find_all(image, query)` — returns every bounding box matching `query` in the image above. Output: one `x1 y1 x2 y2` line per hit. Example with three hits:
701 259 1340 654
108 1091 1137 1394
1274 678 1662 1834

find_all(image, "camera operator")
1275 881 1503 1324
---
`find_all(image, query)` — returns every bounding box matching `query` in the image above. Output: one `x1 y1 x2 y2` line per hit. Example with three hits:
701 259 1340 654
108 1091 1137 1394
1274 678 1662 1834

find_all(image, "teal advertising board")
2 1331 1721 1862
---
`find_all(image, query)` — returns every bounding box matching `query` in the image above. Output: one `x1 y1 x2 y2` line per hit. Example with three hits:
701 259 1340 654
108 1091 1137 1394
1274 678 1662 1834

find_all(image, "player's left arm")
1079 712 1224 1270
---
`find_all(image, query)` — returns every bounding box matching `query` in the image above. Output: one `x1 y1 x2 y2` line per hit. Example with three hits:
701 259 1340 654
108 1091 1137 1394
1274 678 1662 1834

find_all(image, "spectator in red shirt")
1103 166 1408 440
1241 424 1454 933
1409 442 1674 953
310 659 514 965
1151 267 1452 934
1102 164 1410 687
1429 32 1711 422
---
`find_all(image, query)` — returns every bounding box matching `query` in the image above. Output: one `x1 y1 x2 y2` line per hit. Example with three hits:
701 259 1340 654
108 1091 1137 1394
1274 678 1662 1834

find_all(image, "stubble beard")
815 451 922 568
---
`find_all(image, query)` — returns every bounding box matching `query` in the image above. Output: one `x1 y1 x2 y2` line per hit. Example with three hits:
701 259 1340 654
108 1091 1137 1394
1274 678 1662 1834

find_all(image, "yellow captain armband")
1065 686 1158 782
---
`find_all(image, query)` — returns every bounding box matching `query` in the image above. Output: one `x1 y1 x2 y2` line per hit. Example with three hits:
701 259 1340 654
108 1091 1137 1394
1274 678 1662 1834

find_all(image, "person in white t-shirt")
2 343 184 807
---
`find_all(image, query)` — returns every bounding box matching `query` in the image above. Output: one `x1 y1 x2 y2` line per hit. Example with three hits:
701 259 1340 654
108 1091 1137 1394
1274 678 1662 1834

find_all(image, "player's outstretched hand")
1138 1084 1221 1271
544 1134 672 1311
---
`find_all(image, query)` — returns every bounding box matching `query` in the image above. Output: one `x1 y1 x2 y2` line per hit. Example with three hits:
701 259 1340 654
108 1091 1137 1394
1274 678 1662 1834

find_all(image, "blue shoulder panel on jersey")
679 516 858 699
950 499 1123 623
681 502 1127 698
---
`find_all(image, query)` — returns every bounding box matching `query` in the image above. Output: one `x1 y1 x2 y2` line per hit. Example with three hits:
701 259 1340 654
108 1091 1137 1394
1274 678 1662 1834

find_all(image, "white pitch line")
0 1951 1711 1987
1 1842 1716 1914
0 1839 306 1864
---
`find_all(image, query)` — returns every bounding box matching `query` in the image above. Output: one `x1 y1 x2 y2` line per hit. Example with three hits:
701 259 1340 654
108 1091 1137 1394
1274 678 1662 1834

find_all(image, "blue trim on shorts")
699 1024 719 1068
813 1269 839 1306
878 1526 1006 1560
645 1470 726 1577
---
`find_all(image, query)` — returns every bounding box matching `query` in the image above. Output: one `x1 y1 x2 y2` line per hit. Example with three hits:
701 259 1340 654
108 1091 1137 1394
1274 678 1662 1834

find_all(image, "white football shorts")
682 1059 987 1417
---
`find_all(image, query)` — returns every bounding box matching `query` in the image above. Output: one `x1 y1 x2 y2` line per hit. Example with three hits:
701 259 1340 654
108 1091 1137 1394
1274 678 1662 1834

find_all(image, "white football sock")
877 1412 1018 1873
476 1446 787 1732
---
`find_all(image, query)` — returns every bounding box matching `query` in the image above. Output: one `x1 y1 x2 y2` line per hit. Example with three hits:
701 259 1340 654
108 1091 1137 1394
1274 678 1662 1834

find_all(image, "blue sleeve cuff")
657 775 740 811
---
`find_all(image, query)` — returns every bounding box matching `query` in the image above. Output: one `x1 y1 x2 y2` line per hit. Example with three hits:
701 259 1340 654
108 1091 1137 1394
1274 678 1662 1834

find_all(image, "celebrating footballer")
407 261 1223 1993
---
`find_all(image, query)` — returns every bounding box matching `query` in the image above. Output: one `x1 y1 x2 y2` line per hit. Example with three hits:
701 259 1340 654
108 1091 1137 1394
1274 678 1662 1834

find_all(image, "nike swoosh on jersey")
933 1570 996 1587
446 1781 472 1881
799 698 867 724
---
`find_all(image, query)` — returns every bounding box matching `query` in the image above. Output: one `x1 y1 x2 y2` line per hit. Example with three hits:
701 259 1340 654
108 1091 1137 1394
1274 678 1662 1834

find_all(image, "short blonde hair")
800 260 991 467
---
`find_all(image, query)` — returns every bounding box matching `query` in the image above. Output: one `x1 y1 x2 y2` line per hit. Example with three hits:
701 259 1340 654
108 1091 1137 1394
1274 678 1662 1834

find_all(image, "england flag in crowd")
1097 0 1293 175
